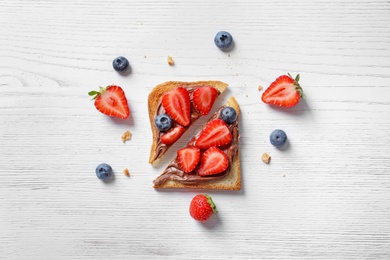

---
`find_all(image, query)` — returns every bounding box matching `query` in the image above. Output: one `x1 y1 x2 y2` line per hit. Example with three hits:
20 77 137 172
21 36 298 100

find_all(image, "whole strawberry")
261 73 305 107
189 194 217 221
88 85 130 119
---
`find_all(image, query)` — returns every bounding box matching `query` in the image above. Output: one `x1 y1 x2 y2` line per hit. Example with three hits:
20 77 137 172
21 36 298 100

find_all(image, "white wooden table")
1 0 390 259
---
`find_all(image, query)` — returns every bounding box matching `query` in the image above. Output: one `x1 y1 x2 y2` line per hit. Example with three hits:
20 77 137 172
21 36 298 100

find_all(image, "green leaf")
88 91 98 96
295 74 300 82
204 194 218 214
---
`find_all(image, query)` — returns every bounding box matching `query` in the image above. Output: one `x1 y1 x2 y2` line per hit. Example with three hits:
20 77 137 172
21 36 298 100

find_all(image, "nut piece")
261 153 271 164
257 85 263 91
167 56 174 66
123 168 130 177
121 130 132 143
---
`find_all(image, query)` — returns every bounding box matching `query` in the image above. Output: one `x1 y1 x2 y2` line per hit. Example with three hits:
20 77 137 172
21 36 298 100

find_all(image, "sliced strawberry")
161 126 185 145
89 85 130 119
177 147 201 173
261 73 305 107
162 87 191 126
195 119 232 149
192 86 218 115
197 147 229 176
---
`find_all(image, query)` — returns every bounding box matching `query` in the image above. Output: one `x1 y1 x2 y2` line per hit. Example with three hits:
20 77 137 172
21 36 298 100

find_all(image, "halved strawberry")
161 126 185 145
261 73 305 107
88 85 130 119
197 147 229 176
177 147 201 173
162 87 191 126
195 119 232 149
192 86 218 115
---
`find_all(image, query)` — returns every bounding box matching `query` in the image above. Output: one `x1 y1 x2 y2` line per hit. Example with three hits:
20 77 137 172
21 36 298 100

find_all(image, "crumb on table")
121 130 132 143
261 153 271 164
258 85 263 91
167 56 174 66
123 168 130 177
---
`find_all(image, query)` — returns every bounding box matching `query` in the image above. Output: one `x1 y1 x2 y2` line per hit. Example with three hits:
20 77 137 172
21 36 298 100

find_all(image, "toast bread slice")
148 81 228 165
153 96 241 190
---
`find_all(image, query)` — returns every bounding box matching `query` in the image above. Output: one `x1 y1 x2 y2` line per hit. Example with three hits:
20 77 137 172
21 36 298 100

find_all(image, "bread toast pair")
148 81 241 190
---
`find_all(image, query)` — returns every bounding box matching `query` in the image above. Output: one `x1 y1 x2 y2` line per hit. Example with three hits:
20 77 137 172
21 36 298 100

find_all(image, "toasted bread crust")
148 81 228 165
153 96 241 190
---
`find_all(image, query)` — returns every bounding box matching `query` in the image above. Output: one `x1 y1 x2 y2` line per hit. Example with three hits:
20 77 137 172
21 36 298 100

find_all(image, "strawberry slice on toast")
195 119 232 149
162 87 191 126
161 126 185 145
193 86 219 115
177 147 201 173
197 147 229 176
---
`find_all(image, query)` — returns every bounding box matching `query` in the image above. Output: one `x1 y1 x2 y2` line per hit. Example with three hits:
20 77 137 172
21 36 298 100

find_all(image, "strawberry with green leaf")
261 73 305 107
88 85 130 119
189 194 217 222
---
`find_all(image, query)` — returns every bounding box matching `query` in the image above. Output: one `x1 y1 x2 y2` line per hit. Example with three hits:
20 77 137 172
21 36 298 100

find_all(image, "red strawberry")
192 86 218 115
88 85 130 119
161 126 185 145
197 147 229 176
261 73 305 107
162 87 191 126
189 194 217 222
195 119 232 149
177 147 201 173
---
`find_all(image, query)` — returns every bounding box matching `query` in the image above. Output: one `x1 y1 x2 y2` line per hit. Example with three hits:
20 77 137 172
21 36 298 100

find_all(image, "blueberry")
155 114 173 132
220 106 237 124
112 56 129 72
214 31 233 50
95 163 113 180
270 129 287 147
